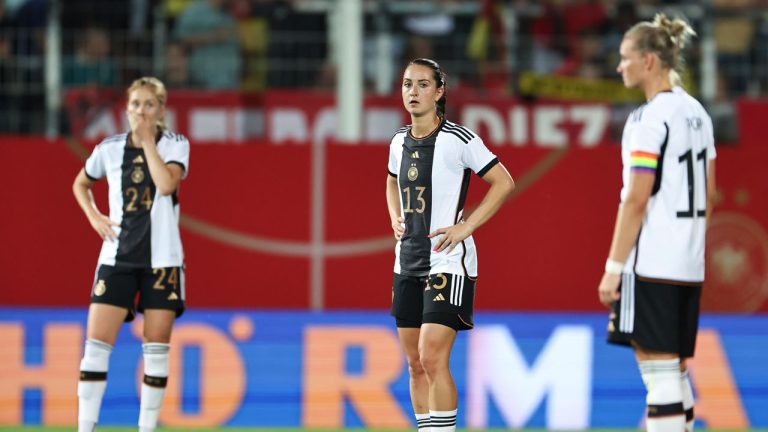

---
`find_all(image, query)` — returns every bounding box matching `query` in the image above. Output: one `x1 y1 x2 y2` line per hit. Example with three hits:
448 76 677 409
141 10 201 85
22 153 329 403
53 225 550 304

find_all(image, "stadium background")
1 0 767 429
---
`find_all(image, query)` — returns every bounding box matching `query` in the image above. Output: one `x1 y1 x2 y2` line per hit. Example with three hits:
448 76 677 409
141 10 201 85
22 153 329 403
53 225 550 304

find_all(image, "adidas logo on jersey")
168 292 178 301
411 151 420 159
133 155 144 164
433 293 445 301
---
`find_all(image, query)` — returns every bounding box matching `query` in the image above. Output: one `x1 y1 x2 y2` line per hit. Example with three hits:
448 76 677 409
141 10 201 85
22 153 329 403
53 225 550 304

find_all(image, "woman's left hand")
429 221 474 253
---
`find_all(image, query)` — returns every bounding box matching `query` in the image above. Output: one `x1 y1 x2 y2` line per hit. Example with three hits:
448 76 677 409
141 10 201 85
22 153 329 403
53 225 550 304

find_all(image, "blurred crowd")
0 0 766 134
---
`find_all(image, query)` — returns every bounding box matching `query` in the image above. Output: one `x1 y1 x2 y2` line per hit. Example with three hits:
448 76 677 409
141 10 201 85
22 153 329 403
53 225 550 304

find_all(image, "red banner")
1 131 766 312
65 88 616 148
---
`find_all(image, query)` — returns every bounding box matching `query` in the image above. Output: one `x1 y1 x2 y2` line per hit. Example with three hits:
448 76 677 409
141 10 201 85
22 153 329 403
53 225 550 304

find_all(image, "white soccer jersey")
388 119 498 278
84 131 190 268
620 86 715 282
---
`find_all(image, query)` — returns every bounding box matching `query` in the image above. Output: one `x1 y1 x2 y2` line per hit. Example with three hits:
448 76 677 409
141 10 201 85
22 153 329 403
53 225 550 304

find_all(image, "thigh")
419 323 457 360
91 264 139 322
138 266 186 319
142 309 176 343
398 327 422 363
391 273 426 327
86 303 129 345
423 273 476 331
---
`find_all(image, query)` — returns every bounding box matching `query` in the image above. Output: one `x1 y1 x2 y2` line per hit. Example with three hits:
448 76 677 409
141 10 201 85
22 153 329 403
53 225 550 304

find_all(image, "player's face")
401 64 444 118
617 37 646 89
127 87 164 130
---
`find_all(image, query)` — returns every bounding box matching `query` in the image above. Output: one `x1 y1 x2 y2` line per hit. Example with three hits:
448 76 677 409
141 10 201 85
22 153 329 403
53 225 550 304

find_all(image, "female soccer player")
72 77 190 432
598 14 716 432
386 58 515 432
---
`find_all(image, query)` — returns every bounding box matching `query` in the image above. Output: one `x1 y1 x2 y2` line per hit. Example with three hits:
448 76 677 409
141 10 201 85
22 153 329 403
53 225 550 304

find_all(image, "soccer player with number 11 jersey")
598 14 716 432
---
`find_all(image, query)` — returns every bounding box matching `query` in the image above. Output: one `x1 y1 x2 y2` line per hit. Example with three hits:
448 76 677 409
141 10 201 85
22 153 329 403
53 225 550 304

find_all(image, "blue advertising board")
0 308 766 428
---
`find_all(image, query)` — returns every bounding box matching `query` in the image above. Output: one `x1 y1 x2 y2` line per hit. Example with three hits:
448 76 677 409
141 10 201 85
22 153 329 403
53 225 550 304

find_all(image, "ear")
644 52 656 71
435 86 445 102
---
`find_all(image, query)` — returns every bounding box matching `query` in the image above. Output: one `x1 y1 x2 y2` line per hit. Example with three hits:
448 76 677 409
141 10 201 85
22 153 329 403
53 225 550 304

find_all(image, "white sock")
430 409 457 432
138 343 170 431
681 369 695 432
639 359 685 432
78 420 96 432
416 412 431 431
78 339 112 432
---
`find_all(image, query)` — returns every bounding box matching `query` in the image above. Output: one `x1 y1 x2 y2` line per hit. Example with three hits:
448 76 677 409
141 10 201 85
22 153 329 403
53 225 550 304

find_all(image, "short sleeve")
627 108 667 155
462 136 498 177
165 135 190 179
705 115 716 161
388 137 400 177
84 143 106 180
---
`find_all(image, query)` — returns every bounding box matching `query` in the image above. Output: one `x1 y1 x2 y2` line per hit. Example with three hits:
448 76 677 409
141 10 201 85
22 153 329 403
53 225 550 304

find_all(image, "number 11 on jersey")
677 148 707 218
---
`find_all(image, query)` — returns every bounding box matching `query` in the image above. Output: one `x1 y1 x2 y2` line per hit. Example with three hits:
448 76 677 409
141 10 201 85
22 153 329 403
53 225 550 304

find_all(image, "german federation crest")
131 166 145 183
407 165 418 181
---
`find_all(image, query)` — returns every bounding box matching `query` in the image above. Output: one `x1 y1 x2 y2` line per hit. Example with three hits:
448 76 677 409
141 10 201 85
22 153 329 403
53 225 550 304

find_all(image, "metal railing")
0 0 764 138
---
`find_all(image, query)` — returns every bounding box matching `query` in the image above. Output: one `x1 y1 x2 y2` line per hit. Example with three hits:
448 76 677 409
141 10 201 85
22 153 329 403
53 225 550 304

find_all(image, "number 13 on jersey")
402 186 427 214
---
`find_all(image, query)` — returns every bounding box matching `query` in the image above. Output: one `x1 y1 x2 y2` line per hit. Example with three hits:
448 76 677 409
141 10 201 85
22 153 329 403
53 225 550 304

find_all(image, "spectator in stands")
164 0 195 25
0 1 9 61
526 0 608 74
62 27 118 88
552 30 606 79
601 1 639 74
62 0 131 31
267 0 327 88
713 3 756 95
232 0 274 91
174 0 241 89
400 4 466 81
9 0 47 132
163 40 190 88
465 0 510 94
0 0 12 131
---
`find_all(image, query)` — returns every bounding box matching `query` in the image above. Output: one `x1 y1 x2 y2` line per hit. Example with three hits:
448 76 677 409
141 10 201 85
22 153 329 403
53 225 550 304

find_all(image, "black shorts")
607 273 701 357
92 264 186 322
391 272 476 331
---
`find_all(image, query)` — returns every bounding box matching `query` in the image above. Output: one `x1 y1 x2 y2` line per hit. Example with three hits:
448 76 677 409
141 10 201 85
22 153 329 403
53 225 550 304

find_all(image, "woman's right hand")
88 212 119 241
391 217 405 240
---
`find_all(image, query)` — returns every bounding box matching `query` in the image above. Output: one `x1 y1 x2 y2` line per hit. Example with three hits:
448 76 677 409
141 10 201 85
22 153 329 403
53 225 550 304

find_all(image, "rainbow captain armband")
630 151 658 173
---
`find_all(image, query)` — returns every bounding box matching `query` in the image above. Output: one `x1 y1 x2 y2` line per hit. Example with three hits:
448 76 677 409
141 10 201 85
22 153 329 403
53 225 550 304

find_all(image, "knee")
639 359 684 416
80 339 113 372
143 327 172 344
405 354 426 378
142 312 175 343
418 347 446 378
